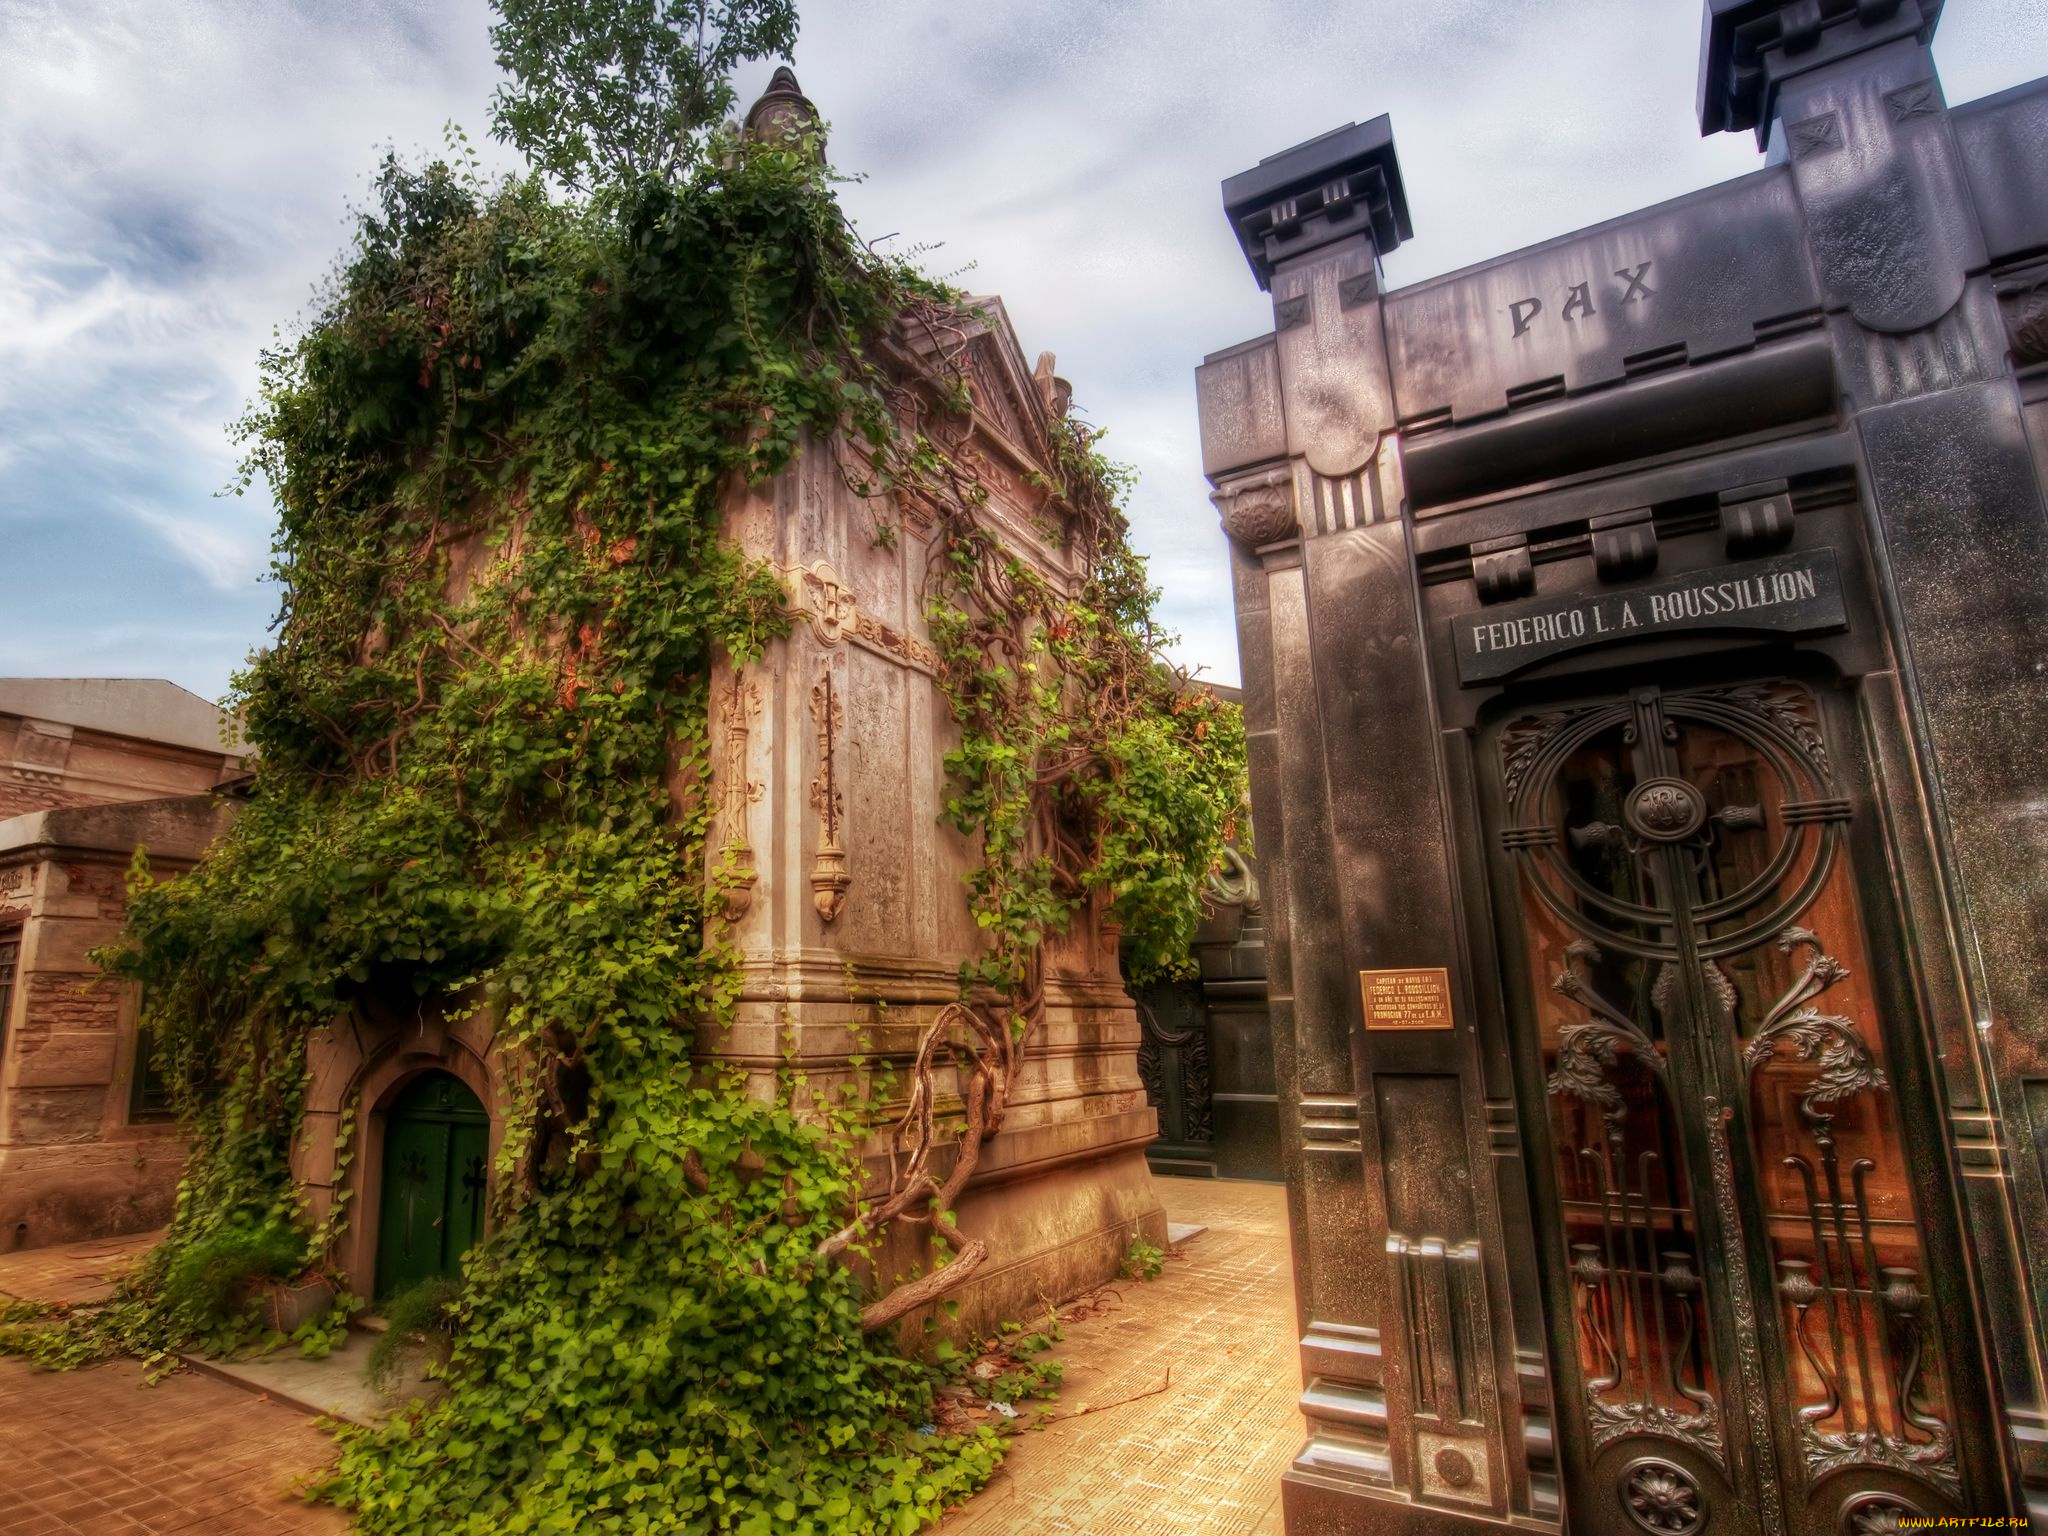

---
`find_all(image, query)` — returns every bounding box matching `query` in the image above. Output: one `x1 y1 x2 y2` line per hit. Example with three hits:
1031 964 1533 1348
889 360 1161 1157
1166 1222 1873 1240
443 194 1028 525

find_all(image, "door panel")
373 1071 490 1299
1489 680 1972 1536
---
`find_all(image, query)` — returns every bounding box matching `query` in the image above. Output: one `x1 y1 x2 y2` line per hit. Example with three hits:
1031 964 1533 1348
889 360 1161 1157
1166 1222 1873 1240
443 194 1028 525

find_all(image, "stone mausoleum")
1198 2 2048 1531
0 679 246 1249
289 275 1167 1332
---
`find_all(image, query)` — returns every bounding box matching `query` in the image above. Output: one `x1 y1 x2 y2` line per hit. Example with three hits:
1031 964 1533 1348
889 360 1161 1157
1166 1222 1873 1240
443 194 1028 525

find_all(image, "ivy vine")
1 129 1244 1536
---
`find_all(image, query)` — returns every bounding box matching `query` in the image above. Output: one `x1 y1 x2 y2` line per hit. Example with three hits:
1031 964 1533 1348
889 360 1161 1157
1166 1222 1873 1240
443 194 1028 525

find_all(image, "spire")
744 65 824 155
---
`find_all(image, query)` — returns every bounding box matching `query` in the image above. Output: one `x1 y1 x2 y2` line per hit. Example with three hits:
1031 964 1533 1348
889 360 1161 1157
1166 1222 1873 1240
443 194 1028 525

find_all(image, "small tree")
489 0 799 187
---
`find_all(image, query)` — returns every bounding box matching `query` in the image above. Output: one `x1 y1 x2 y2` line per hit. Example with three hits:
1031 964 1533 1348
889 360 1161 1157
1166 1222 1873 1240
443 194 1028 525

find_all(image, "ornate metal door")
1489 680 1979 1536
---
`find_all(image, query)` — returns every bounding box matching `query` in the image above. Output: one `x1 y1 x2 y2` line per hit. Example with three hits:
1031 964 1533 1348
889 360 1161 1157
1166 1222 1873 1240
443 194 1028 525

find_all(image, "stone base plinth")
0 1133 184 1252
870 1119 1166 1343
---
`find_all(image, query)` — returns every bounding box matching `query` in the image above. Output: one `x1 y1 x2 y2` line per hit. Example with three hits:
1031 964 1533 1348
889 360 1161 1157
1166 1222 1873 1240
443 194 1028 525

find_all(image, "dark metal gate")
1487 678 1984 1536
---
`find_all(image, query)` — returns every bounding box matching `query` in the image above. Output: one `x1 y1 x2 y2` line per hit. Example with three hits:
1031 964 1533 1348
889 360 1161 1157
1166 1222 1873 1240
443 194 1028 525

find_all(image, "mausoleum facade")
1197 3 2048 1531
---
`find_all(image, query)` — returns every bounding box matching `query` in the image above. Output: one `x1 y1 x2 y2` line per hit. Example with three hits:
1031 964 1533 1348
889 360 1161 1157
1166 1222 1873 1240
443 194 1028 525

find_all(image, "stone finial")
1697 0 1943 142
745 65 824 153
1220 115 1411 292
1032 352 1073 418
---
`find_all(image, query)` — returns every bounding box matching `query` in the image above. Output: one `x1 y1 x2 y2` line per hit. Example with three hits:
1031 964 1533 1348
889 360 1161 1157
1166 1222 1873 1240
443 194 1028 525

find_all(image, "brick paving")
1 1231 346 1535
0 1357 346 1535
937 1177 1299 1536
0 1231 159 1308
0 1181 1299 1535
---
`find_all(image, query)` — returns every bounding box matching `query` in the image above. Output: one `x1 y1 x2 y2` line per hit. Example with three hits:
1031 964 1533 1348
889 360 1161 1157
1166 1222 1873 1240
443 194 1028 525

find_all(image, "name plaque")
1361 967 1454 1031
1454 549 1847 685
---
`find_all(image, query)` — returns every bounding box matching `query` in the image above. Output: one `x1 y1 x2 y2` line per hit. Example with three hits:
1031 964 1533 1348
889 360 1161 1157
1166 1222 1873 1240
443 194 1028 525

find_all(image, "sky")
3 1 2046 700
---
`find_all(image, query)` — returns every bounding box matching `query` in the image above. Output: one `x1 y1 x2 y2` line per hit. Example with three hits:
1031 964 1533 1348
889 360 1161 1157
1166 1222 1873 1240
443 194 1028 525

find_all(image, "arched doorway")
373 1071 489 1299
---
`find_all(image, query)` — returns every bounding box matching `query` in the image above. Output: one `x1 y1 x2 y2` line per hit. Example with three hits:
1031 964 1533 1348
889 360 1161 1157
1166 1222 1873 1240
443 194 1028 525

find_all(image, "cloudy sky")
3 1 2046 699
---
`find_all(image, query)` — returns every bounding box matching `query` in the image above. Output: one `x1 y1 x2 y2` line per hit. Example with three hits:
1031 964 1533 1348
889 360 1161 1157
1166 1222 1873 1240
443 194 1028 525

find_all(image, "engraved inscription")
1508 262 1654 339
1455 550 1847 686
1361 967 1454 1031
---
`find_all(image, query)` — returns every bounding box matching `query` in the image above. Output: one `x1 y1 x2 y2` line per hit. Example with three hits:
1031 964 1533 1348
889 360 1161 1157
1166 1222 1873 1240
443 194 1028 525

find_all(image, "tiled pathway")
936 1178 1299 1536
0 1358 347 1535
0 1231 345 1536
0 1179 1300 1536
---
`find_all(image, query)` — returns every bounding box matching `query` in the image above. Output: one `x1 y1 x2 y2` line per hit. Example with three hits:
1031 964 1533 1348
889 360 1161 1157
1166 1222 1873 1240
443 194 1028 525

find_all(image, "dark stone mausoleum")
1196 3 2048 1532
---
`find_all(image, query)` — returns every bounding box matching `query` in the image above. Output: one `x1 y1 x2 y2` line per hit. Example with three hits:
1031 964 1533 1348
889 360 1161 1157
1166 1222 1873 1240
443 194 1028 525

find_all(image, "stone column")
1199 123 1544 1530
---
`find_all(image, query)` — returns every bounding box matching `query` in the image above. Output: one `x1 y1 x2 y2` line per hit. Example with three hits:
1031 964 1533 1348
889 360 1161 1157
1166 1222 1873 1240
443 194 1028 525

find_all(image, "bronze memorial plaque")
1359 966 1454 1031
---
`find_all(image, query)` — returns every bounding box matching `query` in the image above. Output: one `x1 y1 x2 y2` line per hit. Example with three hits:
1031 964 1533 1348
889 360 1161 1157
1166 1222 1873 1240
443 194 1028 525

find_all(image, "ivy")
1 126 1243 1536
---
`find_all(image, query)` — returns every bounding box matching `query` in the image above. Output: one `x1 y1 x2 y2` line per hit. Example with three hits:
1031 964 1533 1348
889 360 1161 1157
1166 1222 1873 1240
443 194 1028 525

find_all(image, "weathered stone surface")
0 790 230 1251
1200 5 2048 1531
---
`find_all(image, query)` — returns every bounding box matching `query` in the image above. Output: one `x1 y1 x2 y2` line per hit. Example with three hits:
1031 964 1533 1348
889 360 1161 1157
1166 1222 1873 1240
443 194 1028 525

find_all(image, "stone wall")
684 309 1166 1337
1 681 248 823
0 796 234 1250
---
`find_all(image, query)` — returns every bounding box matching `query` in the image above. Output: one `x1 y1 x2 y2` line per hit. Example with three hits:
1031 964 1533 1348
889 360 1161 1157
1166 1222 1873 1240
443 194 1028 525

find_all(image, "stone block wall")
0 797 233 1250
696 313 1166 1337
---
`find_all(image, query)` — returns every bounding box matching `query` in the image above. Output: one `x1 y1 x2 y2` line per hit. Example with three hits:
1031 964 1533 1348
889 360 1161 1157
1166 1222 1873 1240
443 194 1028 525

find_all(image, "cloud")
1 0 2044 698
120 496 270 592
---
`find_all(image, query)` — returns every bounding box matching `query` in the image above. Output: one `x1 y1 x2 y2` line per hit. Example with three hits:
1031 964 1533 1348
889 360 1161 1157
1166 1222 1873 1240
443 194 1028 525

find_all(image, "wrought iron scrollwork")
1745 930 1959 1500
1135 988 1213 1147
1549 941 1665 1139
1503 680 1968 1524
1549 944 1724 1466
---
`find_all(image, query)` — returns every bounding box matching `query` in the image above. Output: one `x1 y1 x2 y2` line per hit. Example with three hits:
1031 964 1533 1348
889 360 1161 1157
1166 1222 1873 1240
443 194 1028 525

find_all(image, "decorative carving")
1136 986 1212 1146
1787 112 1844 159
1626 778 1708 844
1884 80 1939 123
1746 929 1960 1499
1499 704 1597 807
1719 483 1795 557
1549 948 1726 1468
9 721 72 784
1590 507 1658 581
1417 1427 1494 1507
714 671 764 922
962 340 1033 450
1702 682 1831 781
1273 294 1309 332
1203 845 1259 911
1211 467 1298 548
1840 1492 1928 1536
786 560 858 645
1337 271 1379 309
2001 276 2048 370
1389 1236 1488 1436
1618 1457 1705 1536
1471 534 1534 604
1702 1095 1786 1531
807 673 851 923
1549 941 1666 1139
1742 929 1887 1137
853 612 941 672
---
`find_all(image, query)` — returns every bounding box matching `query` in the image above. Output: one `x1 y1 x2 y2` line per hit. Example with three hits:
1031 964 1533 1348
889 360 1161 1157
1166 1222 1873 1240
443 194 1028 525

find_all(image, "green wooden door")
374 1071 489 1299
